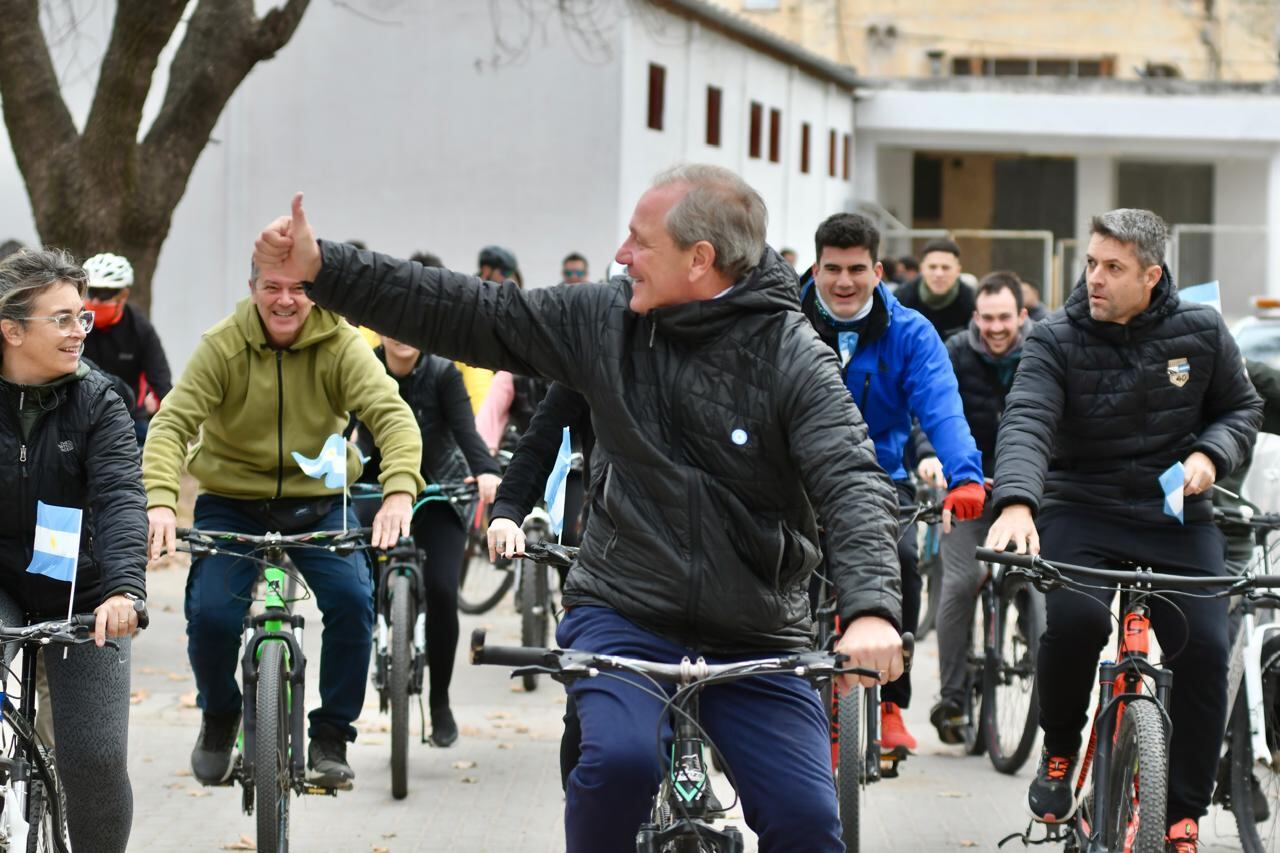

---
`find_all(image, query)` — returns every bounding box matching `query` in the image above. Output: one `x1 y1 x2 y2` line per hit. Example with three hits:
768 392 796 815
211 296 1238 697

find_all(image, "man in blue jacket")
802 212 986 752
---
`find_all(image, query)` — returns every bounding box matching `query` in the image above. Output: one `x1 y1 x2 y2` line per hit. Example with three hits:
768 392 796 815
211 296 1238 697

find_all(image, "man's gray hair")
653 164 767 283
1089 208 1168 269
0 248 87 323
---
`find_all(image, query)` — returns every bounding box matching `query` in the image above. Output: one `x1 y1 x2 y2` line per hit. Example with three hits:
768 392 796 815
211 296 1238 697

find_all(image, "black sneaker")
191 711 240 785
307 735 354 790
1028 749 1077 823
430 705 458 748
929 699 965 745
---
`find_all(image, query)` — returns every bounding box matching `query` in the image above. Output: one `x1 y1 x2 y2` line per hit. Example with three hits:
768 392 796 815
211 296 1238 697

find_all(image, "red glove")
942 481 986 523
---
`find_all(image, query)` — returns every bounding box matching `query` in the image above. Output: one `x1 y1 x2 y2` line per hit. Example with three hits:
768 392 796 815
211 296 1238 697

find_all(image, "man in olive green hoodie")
142 266 423 789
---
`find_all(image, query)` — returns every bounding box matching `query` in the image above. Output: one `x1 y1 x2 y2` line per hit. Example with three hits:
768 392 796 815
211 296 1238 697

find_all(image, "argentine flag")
543 428 573 538
28 501 82 582
292 433 347 489
1159 462 1185 525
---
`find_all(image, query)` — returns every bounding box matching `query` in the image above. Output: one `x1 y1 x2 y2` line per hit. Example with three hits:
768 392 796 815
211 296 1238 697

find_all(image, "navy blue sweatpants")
558 605 843 853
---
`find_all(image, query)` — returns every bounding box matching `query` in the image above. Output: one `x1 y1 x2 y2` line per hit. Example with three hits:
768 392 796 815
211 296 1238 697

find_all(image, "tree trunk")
0 0 311 313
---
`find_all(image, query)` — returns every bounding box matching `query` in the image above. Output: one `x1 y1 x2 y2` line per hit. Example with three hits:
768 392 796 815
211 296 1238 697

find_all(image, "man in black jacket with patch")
986 209 1263 848
253 164 904 852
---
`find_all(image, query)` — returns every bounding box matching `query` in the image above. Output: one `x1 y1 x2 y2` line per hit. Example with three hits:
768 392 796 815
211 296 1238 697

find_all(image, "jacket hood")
232 297 346 351
1064 265 1178 342
649 247 801 342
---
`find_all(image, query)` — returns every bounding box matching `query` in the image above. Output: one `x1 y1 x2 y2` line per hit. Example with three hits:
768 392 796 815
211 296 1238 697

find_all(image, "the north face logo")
1167 358 1190 388
57 440 74 452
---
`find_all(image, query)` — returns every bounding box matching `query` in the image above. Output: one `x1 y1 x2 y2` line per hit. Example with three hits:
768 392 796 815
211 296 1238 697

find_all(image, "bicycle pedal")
300 784 339 797
879 758 902 778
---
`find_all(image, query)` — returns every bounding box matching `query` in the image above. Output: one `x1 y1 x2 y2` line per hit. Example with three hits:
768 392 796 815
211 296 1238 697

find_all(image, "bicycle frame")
372 538 427 703
240 546 310 799
0 643 56 851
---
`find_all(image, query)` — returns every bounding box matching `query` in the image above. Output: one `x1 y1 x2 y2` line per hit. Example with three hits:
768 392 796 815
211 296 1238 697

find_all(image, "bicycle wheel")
915 530 943 641
1230 641 1280 852
984 580 1043 773
24 754 66 853
834 684 863 852
961 596 987 756
1102 700 1167 853
519 560 550 692
254 642 291 853
389 572 413 800
456 524 514 615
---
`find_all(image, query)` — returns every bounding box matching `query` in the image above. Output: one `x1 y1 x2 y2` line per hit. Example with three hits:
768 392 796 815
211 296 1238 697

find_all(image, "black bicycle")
811 501 933 853
979 546 1278 852
457 451 515 615
176 527 367 853
0 603 147 853
354 481 478 798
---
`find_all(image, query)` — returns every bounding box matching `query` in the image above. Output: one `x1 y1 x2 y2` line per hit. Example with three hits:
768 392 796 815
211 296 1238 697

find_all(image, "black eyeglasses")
87 287 125 302
18 311 94 336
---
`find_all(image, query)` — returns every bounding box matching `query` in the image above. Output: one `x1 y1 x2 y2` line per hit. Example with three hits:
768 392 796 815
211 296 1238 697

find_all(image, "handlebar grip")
901 632 914 674
469 629 555 668
134 598 150 630
71 614 97 629
975 547 1037 569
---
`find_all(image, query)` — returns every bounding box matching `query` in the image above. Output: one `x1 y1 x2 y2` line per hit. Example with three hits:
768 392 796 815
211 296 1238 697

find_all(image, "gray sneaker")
191 711 240 785
307 735 354 790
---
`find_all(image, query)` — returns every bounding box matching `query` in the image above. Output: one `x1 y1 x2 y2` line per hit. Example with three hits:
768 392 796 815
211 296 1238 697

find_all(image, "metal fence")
1166 224 1269 319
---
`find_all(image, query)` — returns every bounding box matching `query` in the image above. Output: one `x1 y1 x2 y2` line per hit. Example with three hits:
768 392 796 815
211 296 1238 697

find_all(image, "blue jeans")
186 494 374 741
558 606 843 853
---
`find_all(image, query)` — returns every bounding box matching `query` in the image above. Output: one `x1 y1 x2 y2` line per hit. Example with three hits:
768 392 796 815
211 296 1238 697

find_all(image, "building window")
827 129 837 177
705 86 722 146
950 55 1115 79
647 63 665 131
768 108 781 163
749 102 763 159
842 134 851 181
800 122 811 174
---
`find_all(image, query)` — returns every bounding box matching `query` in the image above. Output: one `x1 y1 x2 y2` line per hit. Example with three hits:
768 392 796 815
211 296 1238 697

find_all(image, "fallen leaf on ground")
140 666 161 675
460 725 482 737
514 725 529 734
485 711 512 720
451 760 476 770
129 689 150 705
960 842 978 848
187 789 211 798
167 672 188 681
938 791 967 798
179 692 198 708
460 776 478 784
173 769 192 777
220 836 255 850
372 848 389 853
497 743 513 750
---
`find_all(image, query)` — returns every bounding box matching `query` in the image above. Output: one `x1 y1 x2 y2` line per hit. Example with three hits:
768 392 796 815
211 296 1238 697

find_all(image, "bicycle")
914 482 946 640
976 552 1044 773
0 605 147 853
978 545 1269 852
352 480 477 799
175 526 368 853
801 502 935 853
1212 503 1280 851
472 547 913 852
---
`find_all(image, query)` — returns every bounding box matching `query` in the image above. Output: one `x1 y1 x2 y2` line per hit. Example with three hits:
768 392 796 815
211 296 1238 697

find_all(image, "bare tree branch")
0 0 78 230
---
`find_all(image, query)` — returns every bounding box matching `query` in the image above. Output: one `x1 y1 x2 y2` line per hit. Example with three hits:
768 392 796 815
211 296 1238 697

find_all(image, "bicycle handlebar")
176 526 372 555
518 540 578 568
975 547 1280 593
1214 505 1280 528
0 606 149 645
471 629 914 682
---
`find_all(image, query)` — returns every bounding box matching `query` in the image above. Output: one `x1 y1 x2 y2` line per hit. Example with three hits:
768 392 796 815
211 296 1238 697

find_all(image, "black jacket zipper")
275 350 285 499
663 354 702 642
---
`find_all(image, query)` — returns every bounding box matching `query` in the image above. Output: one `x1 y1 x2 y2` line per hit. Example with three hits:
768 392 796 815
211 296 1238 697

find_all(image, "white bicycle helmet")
83 253 134 289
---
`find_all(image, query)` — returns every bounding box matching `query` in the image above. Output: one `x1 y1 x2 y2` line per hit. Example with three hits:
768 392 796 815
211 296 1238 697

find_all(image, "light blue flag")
1159 462 1185 524
1180 280 1222 314
27 501 82 582
837 331 859 368
543 428 573 538
292 433 347 489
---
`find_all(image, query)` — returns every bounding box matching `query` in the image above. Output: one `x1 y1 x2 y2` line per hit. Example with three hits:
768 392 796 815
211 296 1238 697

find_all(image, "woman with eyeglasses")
0 248 147 852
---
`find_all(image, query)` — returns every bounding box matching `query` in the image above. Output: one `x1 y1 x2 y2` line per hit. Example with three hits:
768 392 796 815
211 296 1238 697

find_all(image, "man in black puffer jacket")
987 209 1263 847
253 164 903 853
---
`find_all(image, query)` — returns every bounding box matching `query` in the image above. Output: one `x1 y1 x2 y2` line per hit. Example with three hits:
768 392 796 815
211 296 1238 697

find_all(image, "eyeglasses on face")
87 287 126 302
563 268 588 279
19 310 95 336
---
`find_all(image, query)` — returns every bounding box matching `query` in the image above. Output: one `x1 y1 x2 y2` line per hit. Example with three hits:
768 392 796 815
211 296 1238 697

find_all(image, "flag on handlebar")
544 428 573 538
27 501 81 583
291 433 347 489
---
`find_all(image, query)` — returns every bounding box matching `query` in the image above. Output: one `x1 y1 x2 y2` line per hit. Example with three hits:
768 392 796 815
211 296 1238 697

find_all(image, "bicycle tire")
389 572 413 800
1102 700 1167 853
961 596 987 757
255 642 291 853
519 560 550 691
984 580 1043 774
456 529 514 615
915 541 943 641
835 684 863 852
24 774 62 853
1230 643 1280 852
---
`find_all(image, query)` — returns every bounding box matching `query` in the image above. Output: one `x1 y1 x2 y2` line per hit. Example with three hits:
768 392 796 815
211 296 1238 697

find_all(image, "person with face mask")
81 253 173 442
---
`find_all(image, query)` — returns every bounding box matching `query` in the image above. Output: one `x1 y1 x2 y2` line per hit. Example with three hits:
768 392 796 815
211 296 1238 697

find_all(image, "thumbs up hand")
254 192 322 283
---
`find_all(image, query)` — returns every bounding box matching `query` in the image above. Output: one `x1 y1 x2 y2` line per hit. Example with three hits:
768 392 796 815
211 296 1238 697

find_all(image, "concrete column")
1268 151 1280 297
1075 155 1115 245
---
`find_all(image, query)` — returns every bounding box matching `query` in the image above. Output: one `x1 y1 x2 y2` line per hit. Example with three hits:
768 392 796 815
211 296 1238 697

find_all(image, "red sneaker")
1166 817 1198 853
881 701 917 755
